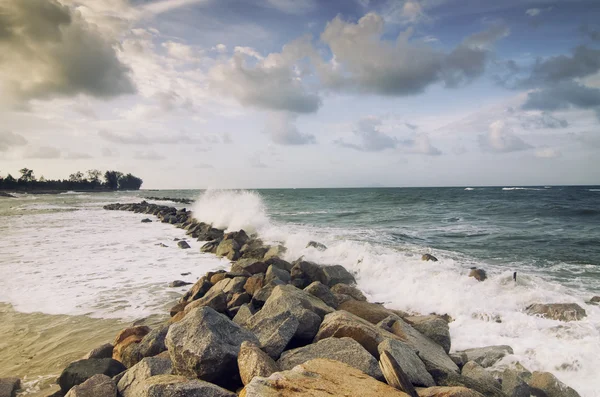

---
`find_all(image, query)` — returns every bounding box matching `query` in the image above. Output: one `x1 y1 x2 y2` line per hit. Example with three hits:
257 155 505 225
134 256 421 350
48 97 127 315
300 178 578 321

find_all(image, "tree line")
0 168 143 191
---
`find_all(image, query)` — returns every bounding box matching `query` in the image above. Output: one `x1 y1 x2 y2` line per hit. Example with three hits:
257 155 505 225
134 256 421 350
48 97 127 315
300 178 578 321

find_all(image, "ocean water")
1 187 599 395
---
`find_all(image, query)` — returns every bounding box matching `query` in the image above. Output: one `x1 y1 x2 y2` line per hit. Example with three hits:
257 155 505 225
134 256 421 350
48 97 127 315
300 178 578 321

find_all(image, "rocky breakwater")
40 201 585 397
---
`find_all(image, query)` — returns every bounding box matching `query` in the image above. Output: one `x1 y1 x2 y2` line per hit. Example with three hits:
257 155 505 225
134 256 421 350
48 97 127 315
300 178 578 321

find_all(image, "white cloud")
134 150 165 160
264 0 316 15
478 120 532 153
265 113 316 145
526 8 541 17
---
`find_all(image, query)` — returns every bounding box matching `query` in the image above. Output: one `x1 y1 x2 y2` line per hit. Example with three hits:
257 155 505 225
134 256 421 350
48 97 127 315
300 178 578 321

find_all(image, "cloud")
24 146 62 159
264 0 316 15
526 8 541 17
98 130 196 145
0 131 28 152
0 0 135 105
535 147 561 158
519 111 569 129
102 147 119 157
64 151 92 159
162 41 201 62
478 120 532 153
581 25 600 41
194 163 214 169
250 156 269 168
141 0 210 15
134 150 165 160
265 113 316 145
522 81 600 113
209 37 321 114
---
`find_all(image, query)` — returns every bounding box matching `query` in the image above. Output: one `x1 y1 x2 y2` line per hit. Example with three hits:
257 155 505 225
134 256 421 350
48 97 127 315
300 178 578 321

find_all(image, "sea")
1 186 599 396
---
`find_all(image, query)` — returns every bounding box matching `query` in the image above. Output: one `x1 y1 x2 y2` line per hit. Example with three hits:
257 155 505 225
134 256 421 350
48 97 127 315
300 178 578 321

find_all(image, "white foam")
502 187 543 191
464 187 474 190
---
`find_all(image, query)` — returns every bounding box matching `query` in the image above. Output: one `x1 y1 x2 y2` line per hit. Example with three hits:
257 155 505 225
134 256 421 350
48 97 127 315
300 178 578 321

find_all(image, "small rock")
468 268 487 282
528 371 581 397
0 378 20 397
180 272 191 276
58 359 126 393
590 296 600 303
264 265 291 284
64 374 116 397
306 241 327 250
156 243 168 247
330 283 367 301
141 218 152 223
244 274 265 296
525 303 587 322
457 345 513 368
176 241 190 249
422 254 438 262
238 341 280 386
83 344 113 360
169 280 191 288
304 281 338 308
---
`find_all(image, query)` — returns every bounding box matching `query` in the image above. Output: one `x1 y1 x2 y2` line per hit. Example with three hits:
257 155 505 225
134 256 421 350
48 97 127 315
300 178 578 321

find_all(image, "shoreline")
4 200 592 397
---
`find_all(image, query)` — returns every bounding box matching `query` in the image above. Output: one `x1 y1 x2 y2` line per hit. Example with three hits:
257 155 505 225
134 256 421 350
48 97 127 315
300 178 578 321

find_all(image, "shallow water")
1 187 599 396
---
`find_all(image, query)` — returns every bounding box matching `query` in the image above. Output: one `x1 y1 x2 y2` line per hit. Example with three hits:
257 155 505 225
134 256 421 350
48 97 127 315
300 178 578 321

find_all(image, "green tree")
118 173 143 190
19 168 35 182
104 170 122 190
69 171 85 182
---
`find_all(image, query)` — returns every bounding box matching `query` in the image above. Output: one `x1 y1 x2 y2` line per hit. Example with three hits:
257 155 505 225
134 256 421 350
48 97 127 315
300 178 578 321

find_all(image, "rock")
233 304 254 326
590 296 600 303
241 358 409 397
141 218 152 223
246 308 300 358
528 371 581 397
200 239 220 253
64 374 116 397
223 230 250 246
264 256 293 272
278 337 383 380
250 285 276 309
263 245 286 260
165 306 259 385
238 341 280 386
525 303 587 322
169 280 191 288
114 326 151 347
210 272 227 284
176 240 190 249
429 370 505 397
330 283 367 301
291 261 355 288
421 254 438 262
58 359 126 393
240 240 269 260
457 345 513 368
313 310 399 357
180 272 191 276
461 361 501 391
306 241 327 250
213 276 248 296
244 274 265 296
338 299 397 324
120 325 170 368
169 302 187 317
157 243 168 247
228 292 251 308
319 265 356 286
379 350 419 397
265 265 291 284
114 335 145 364
378 339 435 387
379 316 459 376
233 259 269 275
184 290 228 314
449 353 468 369
83 344 113 359
181 276 212 302
0 378 20 397
404 315 451 354
468 268 487 282
416 386 484 397
496 368 532 397
122 374 235 397
117 356 172 397
304 282 338 308
216 239 241 260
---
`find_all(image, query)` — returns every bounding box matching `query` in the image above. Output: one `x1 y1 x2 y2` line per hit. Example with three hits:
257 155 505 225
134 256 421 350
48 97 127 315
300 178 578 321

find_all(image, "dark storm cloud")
0 0 135 104
522 81 600 112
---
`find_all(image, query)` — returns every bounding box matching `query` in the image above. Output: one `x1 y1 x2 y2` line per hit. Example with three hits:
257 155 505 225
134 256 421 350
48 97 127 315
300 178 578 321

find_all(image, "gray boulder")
265 257 293 272
177 241 190 249
200 240 220 254
246 309 299 359
525 303 586 322
123 375 235 397
405 315 451 353
237 341 280 386
216 239 240 260
58 359 126 393
120 325 170 367
165 306 259 385
304 281 338 308
65 374 116 397
457 345 513 368
265 265 291 284
232 304 254 326
117 356 173 397
330 283 366 301
83 344 113 359
184 290 228 314
306 241 327 250
291 261 355 288
232 259 268 275
278 337 383 380
496 368 533 397
429 370 506 397
0 378 20 397
528 371 581 397
378 339 435 387
461 361 502 391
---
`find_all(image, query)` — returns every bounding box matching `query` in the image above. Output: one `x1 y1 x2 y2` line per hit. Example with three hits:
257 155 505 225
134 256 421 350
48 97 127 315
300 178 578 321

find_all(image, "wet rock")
263 245 287 260
180 272 191 276
240 240 269 260
415 386 484 397
184 290 228 314
379 350 419 397
379 316 459 376
457 345 513 368
244 274 265 296
264 264 291 284
200 239 220 254
495 368 532 397
216 239 241 260
165 306 259 385
117 356 172 397
241 358 409 397
169 280 191 288
338 299 398 324
169 302 187 317
304 281 337 308
449 353 468 369
330 283 367 301
121 325 170 368
0 377 20 397
156 243 168 247
58 359 126 393
238 341 280 386
306 241 327 251
461 361 501 391
176 240 190 249
233 259 269 275
64 374 116 397
223 230 250 246
590 296 600 304
525 303 586 322
429 370 505 397
264 256 293 272
278 337 383 380
528 371 581 397
404 315 451 354
141 218 152 223
378 339 435 387
113 326 151 364
422 254 438 262
124 375 235 397
468 268 487 282
83 344 113 359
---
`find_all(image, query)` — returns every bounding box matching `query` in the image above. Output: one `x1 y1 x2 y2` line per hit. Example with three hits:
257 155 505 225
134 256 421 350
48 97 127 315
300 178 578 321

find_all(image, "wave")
465 187 475 191
502 187 543 191
590 189 600 192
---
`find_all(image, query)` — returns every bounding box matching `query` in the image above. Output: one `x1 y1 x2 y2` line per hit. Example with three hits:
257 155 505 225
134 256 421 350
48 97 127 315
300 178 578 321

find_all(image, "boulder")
240 240 269 260
457 345 513 368
165 306 259 385
421 254 438 262
428 370 505 397
468 269 487 282
379 350 419 397
123 374 235 397
169 280 191 288
449 353 468 369
278 337 383 380
265 257 293 272
177 241 190 249
141 218 152 223
58 359 126 393
120 325 170 368
170 302 187 317
460 361 501 391
223 230 250 246
113 326 150 363
528 371 581 397
291 261 355 288
244 274 265 296
416 387 484 397
330 283 367 301
496 368 532 397
241 358 410 397
83 344 113 359
525 303 586 322
184 290 228 314
233 304 254 326
233 259 269 275
378 339 435 387
404 315 451 353
304 282 338 308
250 285 276 309
379 316 459 376
228 292 251 308
117 356 173 397
263 245 287 261
181 276 212 302
64 374 116 397
265 265 291 284
0 378 20 397
306 241 327 250
238 341 280 386
216 239 241 260
338 299 397 324
590 296 600 303
200 239 220 253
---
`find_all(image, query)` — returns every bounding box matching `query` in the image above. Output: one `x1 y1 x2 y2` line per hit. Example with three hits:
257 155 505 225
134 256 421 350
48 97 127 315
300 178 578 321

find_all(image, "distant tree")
19 168 35 182
87 169 102 183
104 170 122 190
39 175 46 182
69 171 85 182
118 173 143 190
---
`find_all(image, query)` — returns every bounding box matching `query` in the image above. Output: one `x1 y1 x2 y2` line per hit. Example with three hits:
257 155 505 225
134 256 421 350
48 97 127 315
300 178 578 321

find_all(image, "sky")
0 0 599 188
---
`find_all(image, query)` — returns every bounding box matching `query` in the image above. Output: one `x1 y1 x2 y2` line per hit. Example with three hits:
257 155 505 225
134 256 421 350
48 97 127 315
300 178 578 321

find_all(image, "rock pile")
45 201 584 397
